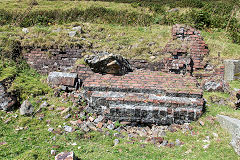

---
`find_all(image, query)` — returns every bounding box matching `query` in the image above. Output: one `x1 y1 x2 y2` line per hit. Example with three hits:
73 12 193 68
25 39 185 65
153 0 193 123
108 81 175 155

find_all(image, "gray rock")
52 28 61 33
69 31 77 37
79 112 86 119
114 139 119 146
217 115 240 155
64 114 71 119
175 139 181 146
72 26 82 33
94 115 104 124
168 8 179 12
81 123 90 132
85 52 133 75
48 128 54 132
20 100 34 116
22 28 29 34
86 121 97 131
107 124 115 130
63 125 73 132
161 140 168 146
40 101 48 108
202 76 229 92
55 151 76 160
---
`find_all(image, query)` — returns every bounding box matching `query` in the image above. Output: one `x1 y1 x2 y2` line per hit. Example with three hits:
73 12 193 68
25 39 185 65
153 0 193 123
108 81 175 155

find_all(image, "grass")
0 92 240 159
0 0 240 159
1 21 240 64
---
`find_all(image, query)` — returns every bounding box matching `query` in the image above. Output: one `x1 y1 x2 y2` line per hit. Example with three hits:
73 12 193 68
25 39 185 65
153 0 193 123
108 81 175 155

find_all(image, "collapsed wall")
23 46 84 74
162 24 209 75
23 24 212 124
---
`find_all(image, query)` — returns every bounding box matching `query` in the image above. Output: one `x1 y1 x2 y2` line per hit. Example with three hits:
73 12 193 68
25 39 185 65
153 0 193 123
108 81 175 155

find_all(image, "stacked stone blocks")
84 70 204 124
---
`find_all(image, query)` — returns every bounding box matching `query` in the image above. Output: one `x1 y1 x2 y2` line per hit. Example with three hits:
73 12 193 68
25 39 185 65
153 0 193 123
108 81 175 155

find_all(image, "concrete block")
224 60 240 81
47 72 78 87
217 115 240 156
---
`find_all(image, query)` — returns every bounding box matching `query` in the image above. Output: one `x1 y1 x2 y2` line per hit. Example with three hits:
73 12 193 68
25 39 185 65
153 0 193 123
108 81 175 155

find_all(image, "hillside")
0 0 240 159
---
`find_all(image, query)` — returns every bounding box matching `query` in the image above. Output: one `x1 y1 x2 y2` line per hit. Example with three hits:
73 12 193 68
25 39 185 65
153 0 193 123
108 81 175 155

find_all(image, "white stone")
22 28 29 34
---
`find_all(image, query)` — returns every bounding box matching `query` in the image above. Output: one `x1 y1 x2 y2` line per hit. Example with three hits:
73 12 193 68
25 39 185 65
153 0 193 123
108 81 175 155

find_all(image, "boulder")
47 72 79 91
55 151 76 160
20 100 34 116
84 52 133 75
202 76 229 92
0 83 17 111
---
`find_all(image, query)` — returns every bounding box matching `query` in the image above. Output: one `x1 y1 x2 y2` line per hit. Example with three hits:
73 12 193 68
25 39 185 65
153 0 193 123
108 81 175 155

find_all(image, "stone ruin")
83 70 204 125
24 24 230 125
162 24 209 75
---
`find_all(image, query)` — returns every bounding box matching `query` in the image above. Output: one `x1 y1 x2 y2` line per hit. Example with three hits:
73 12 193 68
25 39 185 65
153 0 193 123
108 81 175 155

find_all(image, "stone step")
83 70 204 124
86 91 203 125
83 70 202 98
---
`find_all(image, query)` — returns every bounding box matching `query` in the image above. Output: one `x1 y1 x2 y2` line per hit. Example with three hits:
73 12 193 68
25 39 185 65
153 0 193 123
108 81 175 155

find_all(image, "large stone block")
47 72 78 88
224 60 240 81
217 115 240 156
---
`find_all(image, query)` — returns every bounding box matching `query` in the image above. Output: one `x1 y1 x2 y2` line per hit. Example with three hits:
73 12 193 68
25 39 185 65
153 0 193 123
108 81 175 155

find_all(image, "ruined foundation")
83 70 204 125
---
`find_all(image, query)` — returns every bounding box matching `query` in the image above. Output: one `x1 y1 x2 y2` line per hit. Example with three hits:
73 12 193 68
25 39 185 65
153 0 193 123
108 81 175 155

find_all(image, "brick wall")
23 25 224 79
162 24 209 75
23 46 85 74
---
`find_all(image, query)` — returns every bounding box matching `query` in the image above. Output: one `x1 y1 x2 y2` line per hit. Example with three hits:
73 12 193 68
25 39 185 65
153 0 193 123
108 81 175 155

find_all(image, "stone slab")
47 72 78 87
224 60 240 81
217 115 240 155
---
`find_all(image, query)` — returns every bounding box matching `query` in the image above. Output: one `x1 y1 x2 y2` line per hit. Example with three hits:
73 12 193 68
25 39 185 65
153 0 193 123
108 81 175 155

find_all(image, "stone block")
47 72 78 88
224 60 240 81
55 151 76 160
217 115 240 156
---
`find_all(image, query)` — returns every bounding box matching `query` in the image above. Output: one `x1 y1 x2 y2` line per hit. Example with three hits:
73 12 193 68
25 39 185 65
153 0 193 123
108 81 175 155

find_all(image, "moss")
75 57 87 66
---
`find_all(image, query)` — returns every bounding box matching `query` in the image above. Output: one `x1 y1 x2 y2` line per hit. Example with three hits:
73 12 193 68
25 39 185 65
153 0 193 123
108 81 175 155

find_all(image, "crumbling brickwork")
23 46 84 74
163 24 209 75
83 70 204 125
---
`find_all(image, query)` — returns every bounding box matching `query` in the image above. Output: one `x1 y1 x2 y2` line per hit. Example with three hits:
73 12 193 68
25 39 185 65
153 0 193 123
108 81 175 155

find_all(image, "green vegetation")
0 60 50 101
0 0 239 44
0 0 240 159
0 92 240 159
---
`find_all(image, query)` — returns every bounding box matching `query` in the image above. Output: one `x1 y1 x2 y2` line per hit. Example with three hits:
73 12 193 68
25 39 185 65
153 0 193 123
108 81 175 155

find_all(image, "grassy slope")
0 0 153 14
1 22 240 63
0 0 240 160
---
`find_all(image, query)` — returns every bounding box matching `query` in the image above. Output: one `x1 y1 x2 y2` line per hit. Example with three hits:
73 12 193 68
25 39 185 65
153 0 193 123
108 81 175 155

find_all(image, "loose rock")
20 100 34 116
63 125 74 133
55 151 76 160
22 28 29 34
